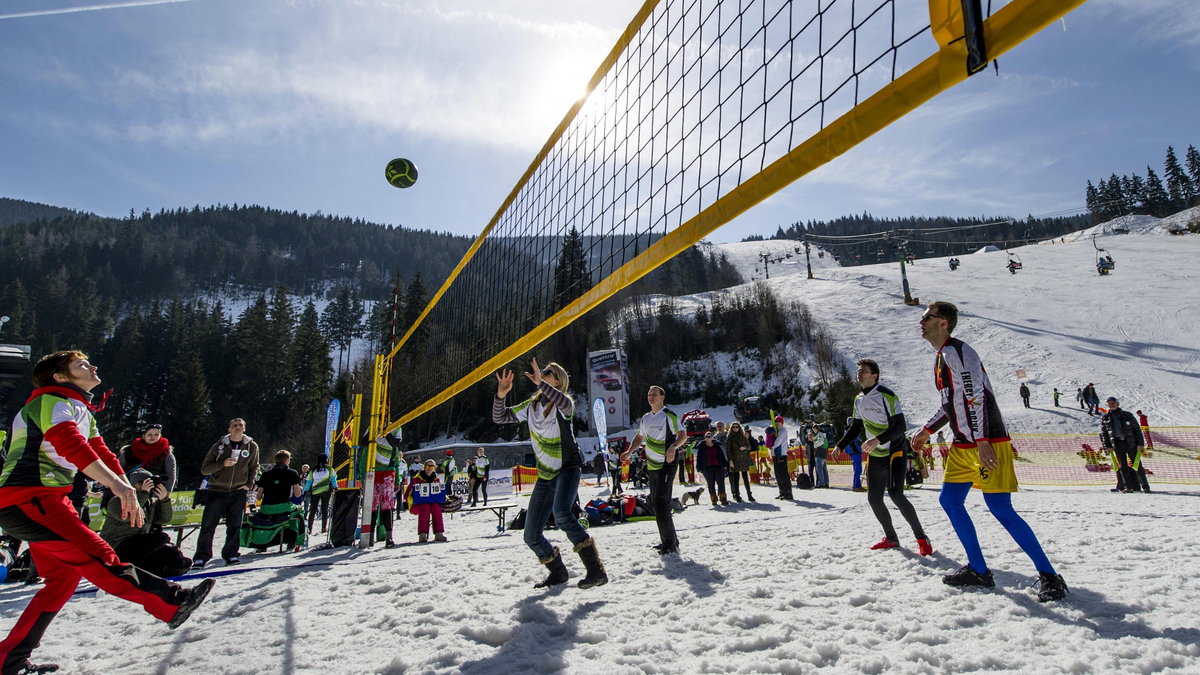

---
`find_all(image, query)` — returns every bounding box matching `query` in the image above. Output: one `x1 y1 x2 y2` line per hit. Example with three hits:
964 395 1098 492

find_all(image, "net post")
358 355 387 548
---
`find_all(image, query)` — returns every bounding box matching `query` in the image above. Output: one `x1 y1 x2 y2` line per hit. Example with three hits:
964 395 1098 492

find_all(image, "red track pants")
0 489 184 672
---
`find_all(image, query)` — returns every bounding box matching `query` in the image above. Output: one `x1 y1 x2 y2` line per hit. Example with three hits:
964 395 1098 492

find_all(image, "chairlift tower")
896 238 915 305
795 241 814 279
757 251 786 279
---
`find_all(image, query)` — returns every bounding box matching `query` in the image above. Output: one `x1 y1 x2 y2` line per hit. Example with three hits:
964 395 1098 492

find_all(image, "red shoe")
917 537 934 556
870 538 899 550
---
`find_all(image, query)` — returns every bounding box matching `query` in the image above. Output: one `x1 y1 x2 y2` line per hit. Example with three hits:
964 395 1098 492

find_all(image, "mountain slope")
711 207 1200 431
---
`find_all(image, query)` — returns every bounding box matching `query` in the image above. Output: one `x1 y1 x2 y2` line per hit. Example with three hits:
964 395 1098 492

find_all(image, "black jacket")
1100 408 1144 450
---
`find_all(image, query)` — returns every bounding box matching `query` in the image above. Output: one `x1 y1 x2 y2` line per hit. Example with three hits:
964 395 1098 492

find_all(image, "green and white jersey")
493 382 575 481
852 384 904 458
307 467 336 495
474 456 490 475
638 407 681 471
1 388 100 489
374 444 401 472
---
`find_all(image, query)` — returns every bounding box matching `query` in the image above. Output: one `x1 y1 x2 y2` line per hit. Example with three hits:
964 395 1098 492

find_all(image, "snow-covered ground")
715 209 1200 431
4 480 1198 673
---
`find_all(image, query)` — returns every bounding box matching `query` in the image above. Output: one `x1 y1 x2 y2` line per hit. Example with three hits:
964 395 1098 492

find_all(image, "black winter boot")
534 548 570 588
575 538 608 589
16 660 59 674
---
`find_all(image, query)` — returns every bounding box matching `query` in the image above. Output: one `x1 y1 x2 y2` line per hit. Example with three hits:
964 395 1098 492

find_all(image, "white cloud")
1089 0 1200 50
79 2 629 151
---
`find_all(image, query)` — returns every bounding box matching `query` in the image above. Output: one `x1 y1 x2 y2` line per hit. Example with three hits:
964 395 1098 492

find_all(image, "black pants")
1022 396 1030 408
194 489 245 562
1114 446 1149 491
867 453 926 542
307 491 331 532
700 467 726 502
610 466 622 494
368 508 394 542
469 477 488 505
729 470 753 499
647 464 678 548
773 456 793 498
115 532 193 578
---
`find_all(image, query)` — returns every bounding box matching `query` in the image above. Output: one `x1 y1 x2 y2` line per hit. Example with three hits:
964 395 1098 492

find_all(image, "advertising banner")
324 399 341 456
587 349 630 432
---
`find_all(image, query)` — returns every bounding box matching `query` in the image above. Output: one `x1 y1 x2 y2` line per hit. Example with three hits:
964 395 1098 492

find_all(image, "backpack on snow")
795 473 814 490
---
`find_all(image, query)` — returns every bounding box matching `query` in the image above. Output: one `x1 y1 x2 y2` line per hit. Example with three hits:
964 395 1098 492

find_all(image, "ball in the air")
385 158 419 189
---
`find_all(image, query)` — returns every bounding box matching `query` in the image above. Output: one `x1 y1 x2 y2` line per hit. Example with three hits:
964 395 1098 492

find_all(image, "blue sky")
1 0 1197 243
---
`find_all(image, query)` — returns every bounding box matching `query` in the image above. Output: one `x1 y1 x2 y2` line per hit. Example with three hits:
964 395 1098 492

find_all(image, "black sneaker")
1036 572 1068 602
224 555 241 565
192 559 209 569
943 565 995 588
169 578 215 629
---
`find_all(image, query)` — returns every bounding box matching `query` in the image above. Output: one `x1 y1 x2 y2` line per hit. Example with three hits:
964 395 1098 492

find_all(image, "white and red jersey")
923 337 1009 447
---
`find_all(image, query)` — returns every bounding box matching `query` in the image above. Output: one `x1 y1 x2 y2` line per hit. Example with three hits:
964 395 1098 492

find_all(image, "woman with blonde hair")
493 358 607 589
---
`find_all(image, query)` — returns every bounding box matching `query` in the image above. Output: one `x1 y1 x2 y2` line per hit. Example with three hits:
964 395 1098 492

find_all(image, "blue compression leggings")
939 482 1056 575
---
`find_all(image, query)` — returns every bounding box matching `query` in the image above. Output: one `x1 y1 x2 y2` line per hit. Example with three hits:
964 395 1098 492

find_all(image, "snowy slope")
715 212 1200 431
708 239 843 282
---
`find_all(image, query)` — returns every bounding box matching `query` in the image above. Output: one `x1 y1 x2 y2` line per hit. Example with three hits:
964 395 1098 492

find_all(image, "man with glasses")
1100 396 1149 493
911 302 1067 602
624 386 687 555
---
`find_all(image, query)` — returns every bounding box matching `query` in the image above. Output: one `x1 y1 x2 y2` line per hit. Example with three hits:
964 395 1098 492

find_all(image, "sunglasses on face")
919 313 943 323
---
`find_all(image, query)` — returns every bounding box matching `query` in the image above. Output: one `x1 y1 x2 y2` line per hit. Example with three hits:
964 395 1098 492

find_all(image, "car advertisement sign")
587 349 629 432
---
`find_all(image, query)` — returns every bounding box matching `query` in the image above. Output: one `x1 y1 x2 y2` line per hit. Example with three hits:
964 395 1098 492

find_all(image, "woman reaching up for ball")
492 358 607 590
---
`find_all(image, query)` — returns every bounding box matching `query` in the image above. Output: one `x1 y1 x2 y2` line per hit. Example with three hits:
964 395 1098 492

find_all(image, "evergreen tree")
1186 145 1200 203
1127 174 1148 214
286 301 333 454
549 228 597 379
159 355 212 487
1163 145 1193 211
551 228 592 313
1103 173 1130 217
1144 167 1171 217
229 296 277 442
1085 180 1100 222
263 288 298 423
400 274 429 354
319 285 364 373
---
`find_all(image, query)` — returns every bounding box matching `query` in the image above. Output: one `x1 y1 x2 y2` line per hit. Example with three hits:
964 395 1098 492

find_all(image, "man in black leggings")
834 359 932 556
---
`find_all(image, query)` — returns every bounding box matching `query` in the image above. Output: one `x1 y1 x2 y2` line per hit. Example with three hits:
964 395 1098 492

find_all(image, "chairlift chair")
1092 234 1116 275
1005 250 1022 274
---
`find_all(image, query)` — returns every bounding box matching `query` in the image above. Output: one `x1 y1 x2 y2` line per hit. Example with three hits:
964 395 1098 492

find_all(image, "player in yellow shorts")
943 439 1018 492
912 301 1066 602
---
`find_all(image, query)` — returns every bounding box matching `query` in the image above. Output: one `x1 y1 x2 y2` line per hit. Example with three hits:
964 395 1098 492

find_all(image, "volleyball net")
377 0 1090 438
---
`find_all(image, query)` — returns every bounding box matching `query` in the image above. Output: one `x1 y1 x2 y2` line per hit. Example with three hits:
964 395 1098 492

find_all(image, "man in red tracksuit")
0 351 214 675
